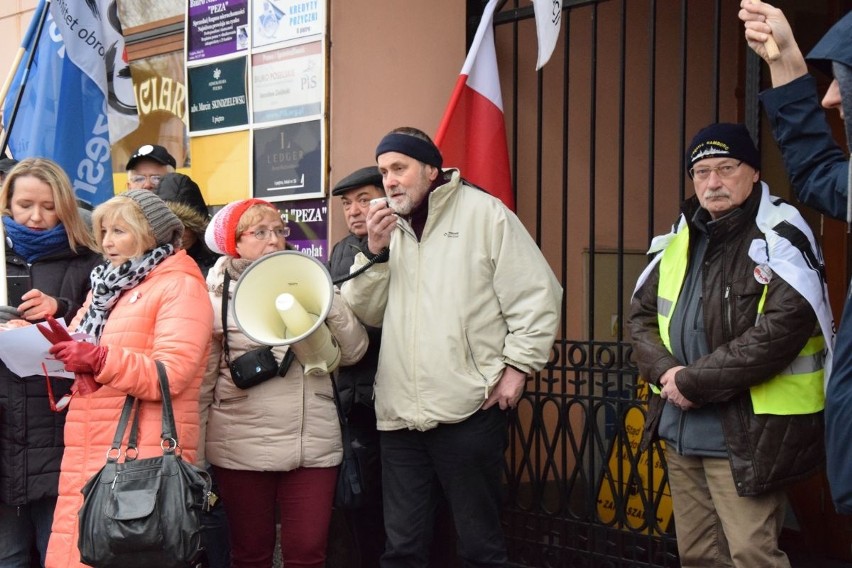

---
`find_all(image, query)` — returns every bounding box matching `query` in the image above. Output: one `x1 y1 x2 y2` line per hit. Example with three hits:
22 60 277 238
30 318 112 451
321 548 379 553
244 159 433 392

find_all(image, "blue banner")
3 4 118 207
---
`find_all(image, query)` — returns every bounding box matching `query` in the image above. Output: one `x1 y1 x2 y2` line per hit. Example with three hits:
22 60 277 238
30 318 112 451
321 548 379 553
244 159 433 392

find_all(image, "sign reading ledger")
253 120 323 201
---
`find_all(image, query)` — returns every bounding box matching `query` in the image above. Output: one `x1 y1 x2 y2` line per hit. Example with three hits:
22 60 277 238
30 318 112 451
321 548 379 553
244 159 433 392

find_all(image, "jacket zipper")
723 285 733 340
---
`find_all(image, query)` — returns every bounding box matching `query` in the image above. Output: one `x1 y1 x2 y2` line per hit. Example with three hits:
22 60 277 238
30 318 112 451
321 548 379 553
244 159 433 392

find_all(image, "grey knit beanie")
124 189 185 247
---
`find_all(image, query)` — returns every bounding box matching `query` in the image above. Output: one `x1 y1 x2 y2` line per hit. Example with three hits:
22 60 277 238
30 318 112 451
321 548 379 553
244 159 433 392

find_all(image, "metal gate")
484 1 763 566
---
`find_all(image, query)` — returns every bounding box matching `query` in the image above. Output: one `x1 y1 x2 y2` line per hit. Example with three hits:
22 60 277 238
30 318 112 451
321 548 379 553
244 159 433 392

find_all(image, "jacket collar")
682 182 761 239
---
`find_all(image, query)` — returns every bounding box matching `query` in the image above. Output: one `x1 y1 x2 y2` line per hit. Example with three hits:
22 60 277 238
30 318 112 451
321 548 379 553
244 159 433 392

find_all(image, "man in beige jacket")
342 126 562 567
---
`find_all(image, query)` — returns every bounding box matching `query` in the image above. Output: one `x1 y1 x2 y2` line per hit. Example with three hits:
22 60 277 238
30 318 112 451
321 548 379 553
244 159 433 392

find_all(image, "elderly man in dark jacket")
741 2 852 515
327 165 385 568
628 123 832 568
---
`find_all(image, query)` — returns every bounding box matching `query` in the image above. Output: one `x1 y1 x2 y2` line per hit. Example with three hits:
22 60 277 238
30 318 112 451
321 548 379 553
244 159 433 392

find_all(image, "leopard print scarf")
78 244 175 341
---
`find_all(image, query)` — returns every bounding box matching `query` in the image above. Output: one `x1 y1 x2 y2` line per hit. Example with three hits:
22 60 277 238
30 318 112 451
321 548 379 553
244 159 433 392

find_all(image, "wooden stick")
750 0 780 61
0 48 27 114
0 1 49 113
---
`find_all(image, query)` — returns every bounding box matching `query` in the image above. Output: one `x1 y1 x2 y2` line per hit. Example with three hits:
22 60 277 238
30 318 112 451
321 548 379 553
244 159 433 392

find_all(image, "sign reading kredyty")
188 57 249 132
252 0 325 48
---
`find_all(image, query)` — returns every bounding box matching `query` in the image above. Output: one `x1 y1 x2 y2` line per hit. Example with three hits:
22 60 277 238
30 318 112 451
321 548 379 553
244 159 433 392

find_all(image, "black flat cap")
331 166 383 196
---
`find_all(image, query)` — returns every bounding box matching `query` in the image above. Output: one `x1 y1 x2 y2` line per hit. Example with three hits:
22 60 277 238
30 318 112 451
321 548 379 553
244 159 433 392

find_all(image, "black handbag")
77 361 211 568
222 271 293 389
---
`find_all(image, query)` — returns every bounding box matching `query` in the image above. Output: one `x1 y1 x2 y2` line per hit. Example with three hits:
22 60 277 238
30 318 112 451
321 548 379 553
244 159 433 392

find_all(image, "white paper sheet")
0 322 89 379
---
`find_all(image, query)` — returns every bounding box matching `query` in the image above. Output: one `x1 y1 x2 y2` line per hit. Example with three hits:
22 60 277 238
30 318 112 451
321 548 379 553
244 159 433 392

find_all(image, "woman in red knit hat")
201 198 367 568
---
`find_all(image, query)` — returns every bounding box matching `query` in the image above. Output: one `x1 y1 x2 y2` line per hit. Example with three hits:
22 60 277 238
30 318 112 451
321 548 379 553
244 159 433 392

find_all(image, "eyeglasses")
241 226 290 241
689 161 743 181
43 363 72 412
128 174 163 187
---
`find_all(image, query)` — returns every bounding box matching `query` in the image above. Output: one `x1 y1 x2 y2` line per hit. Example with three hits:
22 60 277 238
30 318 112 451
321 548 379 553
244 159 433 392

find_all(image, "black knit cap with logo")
686 123 761 176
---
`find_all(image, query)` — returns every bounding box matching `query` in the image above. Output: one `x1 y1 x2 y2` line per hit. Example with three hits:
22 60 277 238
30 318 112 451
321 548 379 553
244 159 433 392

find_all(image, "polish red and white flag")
434 0 514 211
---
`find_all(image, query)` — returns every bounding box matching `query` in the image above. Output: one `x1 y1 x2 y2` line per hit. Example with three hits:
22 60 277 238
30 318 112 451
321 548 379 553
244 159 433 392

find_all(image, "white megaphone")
232 251 341 376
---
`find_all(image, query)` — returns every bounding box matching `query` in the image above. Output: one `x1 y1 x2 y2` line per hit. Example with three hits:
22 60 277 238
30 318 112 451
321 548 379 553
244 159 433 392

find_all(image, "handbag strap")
329 373 355 460
126 399 141 460
105 361 180 462
107 395 137 462
155 360 180 450
221 271 233 367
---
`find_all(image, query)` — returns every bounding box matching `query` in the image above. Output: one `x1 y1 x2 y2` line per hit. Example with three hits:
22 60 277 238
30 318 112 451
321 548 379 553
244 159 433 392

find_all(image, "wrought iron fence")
484 0 762 565
504 340 678 567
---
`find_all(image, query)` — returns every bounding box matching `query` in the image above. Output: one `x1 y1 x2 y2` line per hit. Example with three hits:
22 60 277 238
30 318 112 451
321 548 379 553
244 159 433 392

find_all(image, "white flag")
49 0 138 142
533 0 562 70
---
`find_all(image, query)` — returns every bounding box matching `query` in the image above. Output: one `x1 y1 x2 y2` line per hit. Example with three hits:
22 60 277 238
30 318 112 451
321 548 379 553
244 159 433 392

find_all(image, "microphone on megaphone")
232 251 341 376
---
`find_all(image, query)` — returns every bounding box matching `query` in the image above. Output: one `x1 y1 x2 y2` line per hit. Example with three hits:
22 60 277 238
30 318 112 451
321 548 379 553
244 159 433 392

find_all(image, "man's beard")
389 193 414 216
388 168 433 216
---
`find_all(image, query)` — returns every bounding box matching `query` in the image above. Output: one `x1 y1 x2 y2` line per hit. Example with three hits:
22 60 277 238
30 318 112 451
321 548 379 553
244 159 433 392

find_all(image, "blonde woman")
44 190 213 568
0 158 100 567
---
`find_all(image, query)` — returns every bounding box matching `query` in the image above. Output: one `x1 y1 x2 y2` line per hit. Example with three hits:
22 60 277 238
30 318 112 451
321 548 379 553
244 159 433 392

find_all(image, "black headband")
375 133 443 169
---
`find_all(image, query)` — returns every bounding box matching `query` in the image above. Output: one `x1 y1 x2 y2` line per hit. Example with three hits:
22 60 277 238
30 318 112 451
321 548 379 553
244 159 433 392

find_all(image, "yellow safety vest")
654 224 825 415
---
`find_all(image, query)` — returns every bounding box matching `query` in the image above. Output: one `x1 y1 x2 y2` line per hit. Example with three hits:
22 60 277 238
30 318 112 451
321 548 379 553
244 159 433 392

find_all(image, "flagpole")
0 54 28 116
0 0 48 116
0 0 49 305
0 0 51 158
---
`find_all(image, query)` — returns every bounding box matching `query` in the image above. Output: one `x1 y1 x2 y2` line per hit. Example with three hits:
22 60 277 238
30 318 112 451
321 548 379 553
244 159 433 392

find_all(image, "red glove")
49 341 108 374
37 317 103 396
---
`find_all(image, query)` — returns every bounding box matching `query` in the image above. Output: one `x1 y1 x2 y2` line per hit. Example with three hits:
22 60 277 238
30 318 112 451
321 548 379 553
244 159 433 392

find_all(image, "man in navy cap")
125 144 177 191
327 165 386 567
629 122 832 567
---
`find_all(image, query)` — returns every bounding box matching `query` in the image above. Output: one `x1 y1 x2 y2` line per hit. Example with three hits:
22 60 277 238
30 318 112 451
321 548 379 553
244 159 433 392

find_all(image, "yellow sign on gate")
596 382 674 535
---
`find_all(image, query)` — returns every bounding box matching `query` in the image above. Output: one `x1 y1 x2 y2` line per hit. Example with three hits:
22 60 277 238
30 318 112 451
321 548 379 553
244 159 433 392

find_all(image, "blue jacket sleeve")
760 74 849 219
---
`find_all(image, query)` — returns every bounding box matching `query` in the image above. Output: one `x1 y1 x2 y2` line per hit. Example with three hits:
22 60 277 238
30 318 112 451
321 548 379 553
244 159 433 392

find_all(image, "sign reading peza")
275 199 329 263
187 57 249 132
187 0 249 61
